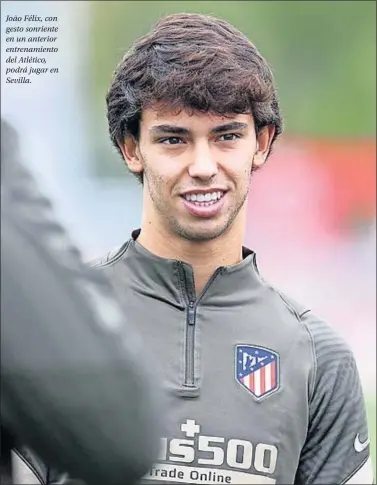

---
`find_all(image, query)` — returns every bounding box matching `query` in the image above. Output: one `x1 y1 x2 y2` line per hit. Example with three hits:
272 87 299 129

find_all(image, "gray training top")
93 229 373 485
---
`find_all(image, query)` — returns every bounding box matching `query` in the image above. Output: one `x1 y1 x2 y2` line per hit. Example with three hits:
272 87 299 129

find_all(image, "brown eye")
159 137 184 145
219 133 240 141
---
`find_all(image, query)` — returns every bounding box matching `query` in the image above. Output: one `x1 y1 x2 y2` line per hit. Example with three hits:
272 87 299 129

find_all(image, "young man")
96 13 374 485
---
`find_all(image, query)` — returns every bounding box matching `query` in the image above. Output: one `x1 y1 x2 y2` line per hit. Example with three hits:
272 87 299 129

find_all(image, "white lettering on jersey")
169 439 195 463
146 464 276 484
144 419 278 483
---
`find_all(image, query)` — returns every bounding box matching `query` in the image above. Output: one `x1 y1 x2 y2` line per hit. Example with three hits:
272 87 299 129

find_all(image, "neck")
137 213 246 296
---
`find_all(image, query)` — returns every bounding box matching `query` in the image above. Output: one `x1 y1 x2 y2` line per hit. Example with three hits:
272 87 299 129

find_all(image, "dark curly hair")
106 13 283 183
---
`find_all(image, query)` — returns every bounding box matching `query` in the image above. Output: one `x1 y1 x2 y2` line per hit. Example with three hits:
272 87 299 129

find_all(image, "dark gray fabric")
295 312 371 484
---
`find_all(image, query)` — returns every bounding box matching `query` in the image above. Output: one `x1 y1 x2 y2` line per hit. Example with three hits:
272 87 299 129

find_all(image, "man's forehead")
141 106 253 129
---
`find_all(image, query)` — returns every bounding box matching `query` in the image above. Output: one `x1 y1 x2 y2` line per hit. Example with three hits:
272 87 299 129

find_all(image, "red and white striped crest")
236 345 279 399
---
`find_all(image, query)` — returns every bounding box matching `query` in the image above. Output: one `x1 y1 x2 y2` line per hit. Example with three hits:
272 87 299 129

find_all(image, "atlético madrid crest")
235 345 280 400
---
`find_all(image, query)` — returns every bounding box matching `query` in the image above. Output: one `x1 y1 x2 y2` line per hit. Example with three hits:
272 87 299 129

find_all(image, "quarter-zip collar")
119 229 263 308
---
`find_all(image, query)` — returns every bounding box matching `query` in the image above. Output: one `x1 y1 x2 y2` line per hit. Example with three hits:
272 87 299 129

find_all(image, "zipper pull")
187 301 196 325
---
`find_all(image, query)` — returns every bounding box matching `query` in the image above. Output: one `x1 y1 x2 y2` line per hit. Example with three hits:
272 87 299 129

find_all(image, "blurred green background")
87 0 376 177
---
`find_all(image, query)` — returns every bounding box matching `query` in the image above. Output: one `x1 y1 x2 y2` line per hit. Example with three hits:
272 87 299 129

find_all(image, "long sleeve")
295 311 374 484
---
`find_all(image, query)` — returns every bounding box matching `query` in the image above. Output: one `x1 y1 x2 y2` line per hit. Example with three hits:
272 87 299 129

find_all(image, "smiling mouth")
181 191 225 207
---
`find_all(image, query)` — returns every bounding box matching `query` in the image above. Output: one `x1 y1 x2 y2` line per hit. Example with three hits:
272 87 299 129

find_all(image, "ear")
118 135 144 175
253 125 276 168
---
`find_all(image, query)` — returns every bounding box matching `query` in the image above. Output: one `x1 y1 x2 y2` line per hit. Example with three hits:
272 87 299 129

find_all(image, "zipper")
182 267 223 387
185 300 196 386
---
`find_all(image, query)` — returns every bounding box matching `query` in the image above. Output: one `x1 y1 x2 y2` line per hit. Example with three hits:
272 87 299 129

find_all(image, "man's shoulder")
286 292 350 348
271 289 310 320
279 292 355 382
268 285 351 361
267 283 344 342
274 291 358 409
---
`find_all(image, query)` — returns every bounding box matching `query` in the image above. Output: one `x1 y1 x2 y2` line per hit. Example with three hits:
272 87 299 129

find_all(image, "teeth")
184 191 223 202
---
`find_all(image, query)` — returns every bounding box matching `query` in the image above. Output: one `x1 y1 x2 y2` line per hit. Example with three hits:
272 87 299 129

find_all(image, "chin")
174 221 229 243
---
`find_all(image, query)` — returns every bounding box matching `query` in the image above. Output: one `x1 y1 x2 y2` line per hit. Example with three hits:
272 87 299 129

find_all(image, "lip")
180 193 226 218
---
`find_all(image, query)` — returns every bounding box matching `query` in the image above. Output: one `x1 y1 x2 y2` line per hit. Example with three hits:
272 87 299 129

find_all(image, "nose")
188 144 218 180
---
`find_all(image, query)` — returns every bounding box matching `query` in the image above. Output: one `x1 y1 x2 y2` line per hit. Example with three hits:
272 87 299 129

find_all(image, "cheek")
146 152 183 182
224 155 254 183
146 170 166 192
144 159 176 197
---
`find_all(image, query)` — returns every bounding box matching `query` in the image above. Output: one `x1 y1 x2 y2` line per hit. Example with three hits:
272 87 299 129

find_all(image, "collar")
119 229 263 307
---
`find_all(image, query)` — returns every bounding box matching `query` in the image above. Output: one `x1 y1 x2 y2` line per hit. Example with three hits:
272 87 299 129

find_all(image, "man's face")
121 107 273 242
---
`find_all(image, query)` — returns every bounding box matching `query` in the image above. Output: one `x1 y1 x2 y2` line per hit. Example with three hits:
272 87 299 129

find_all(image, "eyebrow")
211 122 249 134
149 122 249 136
150 125 190 136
